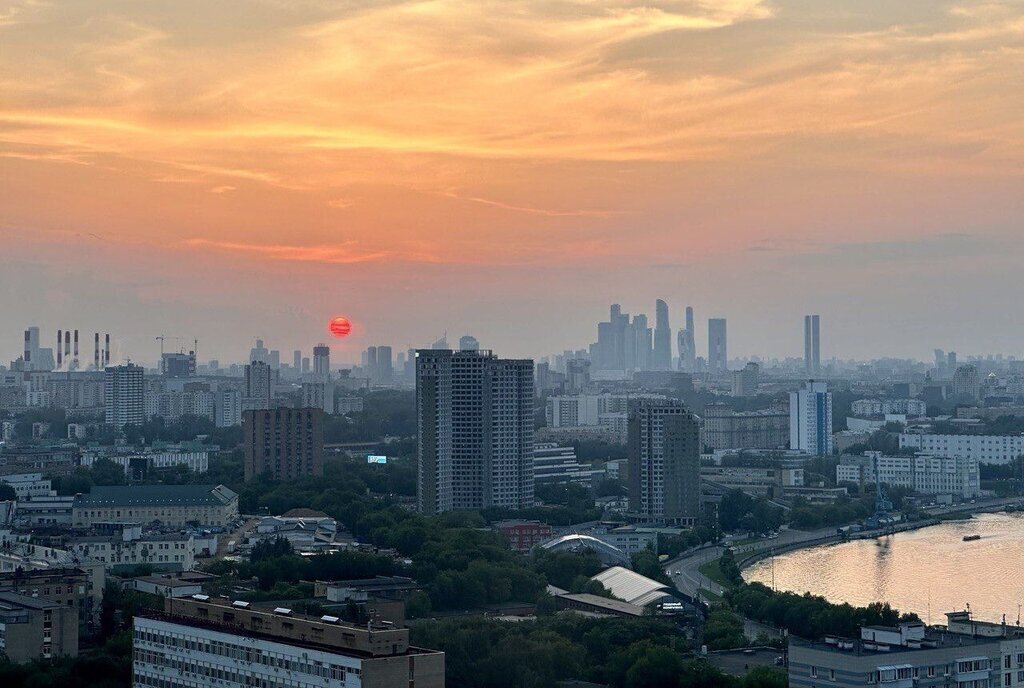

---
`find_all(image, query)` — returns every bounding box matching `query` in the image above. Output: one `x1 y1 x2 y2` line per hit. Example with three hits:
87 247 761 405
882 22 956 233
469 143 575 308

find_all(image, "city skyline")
3 1 1024 362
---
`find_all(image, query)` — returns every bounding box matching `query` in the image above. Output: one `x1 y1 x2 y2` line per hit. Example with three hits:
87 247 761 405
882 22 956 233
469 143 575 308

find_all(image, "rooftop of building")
0 590 62 610
557 592 644 617
138 595 441 660
590 566 674 608
320 576 419 592
73 484 237 508
791 627 1005 656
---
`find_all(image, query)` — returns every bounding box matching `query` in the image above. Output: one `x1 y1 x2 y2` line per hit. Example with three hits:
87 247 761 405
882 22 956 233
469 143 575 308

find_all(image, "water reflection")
744 512 1024 624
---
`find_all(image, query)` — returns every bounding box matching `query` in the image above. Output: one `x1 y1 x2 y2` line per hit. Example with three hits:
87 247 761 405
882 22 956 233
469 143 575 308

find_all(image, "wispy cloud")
182 238 393 265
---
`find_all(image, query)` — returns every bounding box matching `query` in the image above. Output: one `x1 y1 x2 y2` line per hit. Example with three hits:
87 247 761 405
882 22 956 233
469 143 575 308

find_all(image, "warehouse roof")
589 566 674 607
74 484 237 508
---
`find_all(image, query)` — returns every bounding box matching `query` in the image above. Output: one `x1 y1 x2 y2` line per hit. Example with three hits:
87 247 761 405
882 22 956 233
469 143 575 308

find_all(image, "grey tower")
708 318 727 374
678 305 696 372
628 398 701 525
653 299 672 370
416 349 534 515
804 315 821 374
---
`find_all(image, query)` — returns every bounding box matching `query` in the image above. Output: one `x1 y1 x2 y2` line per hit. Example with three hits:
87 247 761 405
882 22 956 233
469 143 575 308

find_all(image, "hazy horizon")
4 1 1024 364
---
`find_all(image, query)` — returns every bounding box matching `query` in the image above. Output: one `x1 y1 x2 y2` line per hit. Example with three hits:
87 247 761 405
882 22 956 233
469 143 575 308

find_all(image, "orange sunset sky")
2 0 1023 363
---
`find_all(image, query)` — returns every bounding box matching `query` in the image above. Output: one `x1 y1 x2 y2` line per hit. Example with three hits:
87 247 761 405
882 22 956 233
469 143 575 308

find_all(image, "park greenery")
727 582 918 640
409 615 786 688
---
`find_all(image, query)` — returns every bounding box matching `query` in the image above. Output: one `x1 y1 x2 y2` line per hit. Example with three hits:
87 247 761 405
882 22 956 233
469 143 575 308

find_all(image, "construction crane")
155 335 183 374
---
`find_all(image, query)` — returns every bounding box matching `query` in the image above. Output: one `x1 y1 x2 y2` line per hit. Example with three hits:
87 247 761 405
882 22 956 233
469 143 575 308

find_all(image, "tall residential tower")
416 349 534 514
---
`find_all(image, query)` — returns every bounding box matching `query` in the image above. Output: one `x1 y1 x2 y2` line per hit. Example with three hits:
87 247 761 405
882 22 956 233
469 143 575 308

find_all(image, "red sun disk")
329 316 352 338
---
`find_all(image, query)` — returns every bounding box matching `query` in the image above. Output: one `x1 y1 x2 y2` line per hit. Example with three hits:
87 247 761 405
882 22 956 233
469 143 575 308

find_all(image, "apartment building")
132 596 445 688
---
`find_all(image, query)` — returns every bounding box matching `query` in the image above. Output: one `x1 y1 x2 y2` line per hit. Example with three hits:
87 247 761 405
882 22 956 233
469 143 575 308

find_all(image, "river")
743 512 1024 624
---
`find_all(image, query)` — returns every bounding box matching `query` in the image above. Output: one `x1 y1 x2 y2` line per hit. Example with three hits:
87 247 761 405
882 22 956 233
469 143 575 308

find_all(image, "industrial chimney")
57 329 63 368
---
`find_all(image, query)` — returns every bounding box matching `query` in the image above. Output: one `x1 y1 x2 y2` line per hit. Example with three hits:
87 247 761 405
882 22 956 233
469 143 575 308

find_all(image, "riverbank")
735 518 939 571
742 511 1024 624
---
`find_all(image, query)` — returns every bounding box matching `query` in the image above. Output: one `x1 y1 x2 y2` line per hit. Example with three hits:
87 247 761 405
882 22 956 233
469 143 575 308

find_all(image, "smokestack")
57 329 63 367
73 329 79 364
94 333 100 370
64 330 70 359
105 334 110 365
24 330 30 364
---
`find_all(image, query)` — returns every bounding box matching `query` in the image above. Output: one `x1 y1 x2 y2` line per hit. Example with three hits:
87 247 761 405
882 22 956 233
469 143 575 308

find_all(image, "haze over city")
4 0 1024 362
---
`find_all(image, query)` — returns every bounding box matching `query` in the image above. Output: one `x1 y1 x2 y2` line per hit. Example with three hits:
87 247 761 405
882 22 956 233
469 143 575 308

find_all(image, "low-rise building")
0 592 78 662
130 571 216 598
533 443 603 488
900 432 1024 465
67 532 196 572
700 464 803 497
72 484 238 528
14 494 75 526
837 451 981 499
133 596 446 688
493 520 554 552
788 616 1024 688
0 472 54 500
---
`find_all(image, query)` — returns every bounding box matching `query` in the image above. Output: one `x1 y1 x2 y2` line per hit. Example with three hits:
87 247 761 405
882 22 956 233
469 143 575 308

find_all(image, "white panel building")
132 597 445 688
790 380 833 456
900 433 1024 465
837 451 980 498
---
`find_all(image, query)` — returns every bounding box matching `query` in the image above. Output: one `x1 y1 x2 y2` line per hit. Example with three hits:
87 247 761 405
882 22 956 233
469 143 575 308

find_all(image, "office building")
0 592 78 662
701 463 804 497
730 362 759 397
652 299 672 370
952 364 981 401
701 404 789 451
416 349 534 514
312 344 330 378
836 452 980 498
678 306 696 372
851 398 928 417
376 345 393 384
628 398 701 525
133 596 445 688
790 380 833 456
161 351 196 378
458 335 480 351
104 363 144 427
708 318 727 374
788 616 1024 688
243 407 325 481
899 432 1024 465
243 360 272 410
73 484 238 528
803 314 821 374
532 443 602 488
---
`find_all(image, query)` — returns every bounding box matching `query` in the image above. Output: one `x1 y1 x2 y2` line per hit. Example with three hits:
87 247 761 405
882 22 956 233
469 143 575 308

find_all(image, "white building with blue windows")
790 380 833 456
